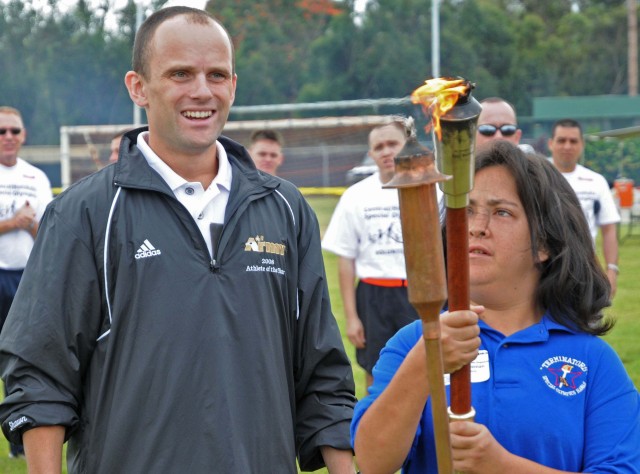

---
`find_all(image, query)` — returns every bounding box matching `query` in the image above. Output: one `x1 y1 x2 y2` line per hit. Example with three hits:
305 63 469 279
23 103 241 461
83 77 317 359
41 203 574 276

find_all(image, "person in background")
248 128 285 175
108 129 132 164
476 97 534 153
0 8 355 473
548 118 620 296
352 142 640 473
0 105 52 459
323 118 432 390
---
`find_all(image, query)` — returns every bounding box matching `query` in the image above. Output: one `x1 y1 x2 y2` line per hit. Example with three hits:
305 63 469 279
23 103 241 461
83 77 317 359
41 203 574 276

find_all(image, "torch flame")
411 77 470 140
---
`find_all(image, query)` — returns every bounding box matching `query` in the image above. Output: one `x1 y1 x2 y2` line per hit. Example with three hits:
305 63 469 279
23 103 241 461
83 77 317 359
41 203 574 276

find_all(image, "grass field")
308 195 640 391
0 194 637 473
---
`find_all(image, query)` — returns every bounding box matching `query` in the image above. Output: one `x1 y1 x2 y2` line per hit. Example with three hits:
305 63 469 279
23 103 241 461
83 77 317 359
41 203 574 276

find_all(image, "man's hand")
600 223 618 298
346 314 366 349
606 268 617 298
13 201 36 230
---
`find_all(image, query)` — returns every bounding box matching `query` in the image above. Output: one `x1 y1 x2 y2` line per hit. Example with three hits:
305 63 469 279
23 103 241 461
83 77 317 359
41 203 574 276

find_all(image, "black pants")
355 281 419 374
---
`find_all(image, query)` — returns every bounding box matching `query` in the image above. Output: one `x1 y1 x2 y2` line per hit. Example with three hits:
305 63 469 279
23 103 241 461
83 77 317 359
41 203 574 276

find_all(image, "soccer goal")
59 115 403 190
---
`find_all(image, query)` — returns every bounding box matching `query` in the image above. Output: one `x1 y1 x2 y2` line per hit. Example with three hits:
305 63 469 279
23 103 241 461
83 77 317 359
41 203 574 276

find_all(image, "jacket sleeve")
0 200 104 444
292 192 357 471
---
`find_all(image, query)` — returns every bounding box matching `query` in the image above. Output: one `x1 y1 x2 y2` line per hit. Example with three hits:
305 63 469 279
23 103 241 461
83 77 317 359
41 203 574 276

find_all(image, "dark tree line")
1 0 638 181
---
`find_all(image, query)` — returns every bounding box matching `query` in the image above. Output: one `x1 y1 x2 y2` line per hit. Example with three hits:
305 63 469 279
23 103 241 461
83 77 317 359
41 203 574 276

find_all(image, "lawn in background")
309 194 640 391
0 195 636 473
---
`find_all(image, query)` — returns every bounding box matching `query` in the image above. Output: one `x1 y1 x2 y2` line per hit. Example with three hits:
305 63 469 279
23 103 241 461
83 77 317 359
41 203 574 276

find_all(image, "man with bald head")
476 97 523 147
0 7 355 473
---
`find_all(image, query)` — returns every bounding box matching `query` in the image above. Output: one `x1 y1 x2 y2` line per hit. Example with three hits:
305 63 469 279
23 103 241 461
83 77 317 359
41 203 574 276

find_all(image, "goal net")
60 116 418 191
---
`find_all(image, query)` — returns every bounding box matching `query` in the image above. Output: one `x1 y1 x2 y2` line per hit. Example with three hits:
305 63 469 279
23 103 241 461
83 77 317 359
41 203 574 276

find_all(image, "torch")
412 78 481 429
384 122 453 473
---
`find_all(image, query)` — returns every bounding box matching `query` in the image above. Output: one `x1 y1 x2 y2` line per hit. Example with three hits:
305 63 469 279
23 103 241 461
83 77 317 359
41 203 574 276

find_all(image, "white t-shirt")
0 158 52 269
561 164 620 241
323 173 442 279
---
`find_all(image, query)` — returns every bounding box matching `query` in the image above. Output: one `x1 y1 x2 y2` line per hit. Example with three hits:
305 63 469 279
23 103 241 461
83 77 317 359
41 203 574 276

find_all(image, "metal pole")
321 144 330 187
60 126 71 190
629 0 638 96
432 0 440 78
134 1 144 125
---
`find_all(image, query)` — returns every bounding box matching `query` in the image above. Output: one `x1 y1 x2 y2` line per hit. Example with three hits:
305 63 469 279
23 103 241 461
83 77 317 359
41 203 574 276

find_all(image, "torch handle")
395 181 452 474
422 319 454 474
445 207 473 416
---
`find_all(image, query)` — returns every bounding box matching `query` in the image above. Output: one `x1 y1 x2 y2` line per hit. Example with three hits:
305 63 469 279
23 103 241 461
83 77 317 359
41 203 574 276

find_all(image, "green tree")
209 0 347 105
0 0 136 144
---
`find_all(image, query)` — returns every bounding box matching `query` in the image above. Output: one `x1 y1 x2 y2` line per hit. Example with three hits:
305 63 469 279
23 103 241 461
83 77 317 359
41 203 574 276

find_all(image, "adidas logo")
135 239 162 260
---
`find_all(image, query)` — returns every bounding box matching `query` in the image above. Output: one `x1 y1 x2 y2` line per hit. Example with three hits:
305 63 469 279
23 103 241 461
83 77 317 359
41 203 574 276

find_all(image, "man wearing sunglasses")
476 97 523 147
0 106 52 459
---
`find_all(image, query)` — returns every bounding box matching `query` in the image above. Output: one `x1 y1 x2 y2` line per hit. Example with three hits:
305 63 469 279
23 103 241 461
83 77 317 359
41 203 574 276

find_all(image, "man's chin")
182 133 218 151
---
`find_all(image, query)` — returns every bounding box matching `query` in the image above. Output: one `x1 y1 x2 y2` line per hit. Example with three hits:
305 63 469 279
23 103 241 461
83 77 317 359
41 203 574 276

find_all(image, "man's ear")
514 129 522 143
125 71 148 108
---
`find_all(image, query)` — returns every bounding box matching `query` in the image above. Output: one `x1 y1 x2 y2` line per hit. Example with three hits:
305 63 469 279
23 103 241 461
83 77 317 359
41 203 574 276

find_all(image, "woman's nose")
468 208 490 237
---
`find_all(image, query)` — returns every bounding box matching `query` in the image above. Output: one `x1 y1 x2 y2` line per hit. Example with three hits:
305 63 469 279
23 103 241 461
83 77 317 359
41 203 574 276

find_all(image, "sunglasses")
478 124 517 137
0 128 22 136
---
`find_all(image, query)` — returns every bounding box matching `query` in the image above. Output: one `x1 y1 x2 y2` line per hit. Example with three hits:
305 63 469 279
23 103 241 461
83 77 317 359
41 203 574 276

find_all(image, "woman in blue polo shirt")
351 141 640 473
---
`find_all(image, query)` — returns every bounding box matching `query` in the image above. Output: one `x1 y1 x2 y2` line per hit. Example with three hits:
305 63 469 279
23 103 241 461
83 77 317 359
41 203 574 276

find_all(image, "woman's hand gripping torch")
384 120 453 474
412 78 481 434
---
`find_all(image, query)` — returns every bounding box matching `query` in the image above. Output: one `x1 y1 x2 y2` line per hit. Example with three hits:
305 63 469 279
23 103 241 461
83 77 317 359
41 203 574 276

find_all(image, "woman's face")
467 165 548 302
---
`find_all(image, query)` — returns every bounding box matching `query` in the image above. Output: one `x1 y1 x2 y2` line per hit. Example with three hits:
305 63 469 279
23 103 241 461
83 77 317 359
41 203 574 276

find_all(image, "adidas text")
135 249 162 259
135 239 162 259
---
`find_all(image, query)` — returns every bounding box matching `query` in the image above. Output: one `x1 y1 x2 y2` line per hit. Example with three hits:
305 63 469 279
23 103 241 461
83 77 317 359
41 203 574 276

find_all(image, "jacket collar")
113 127 281 194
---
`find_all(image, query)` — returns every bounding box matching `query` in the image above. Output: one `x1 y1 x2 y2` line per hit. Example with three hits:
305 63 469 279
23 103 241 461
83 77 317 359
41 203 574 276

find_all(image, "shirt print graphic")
364 205 403 256
540 355 588 397
244 234 287 276
0 183 38 219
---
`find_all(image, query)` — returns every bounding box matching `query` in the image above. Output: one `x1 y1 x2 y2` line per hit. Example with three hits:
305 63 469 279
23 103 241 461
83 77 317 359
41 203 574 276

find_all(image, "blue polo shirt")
351 314 640 473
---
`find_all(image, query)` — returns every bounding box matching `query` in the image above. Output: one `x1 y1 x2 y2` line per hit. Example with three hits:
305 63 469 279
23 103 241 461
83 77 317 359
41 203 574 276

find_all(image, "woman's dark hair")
472 141 613 335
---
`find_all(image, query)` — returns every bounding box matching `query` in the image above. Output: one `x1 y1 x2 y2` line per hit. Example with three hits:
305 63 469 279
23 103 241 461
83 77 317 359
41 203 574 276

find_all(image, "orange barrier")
614 179 635 208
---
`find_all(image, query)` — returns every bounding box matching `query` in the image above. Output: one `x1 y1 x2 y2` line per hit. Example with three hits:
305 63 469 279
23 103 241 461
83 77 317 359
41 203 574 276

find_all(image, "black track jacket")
0 129 356 473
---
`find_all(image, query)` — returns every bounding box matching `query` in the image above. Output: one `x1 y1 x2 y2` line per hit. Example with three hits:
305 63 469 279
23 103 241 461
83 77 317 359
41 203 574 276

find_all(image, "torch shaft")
397 184 452 474
423 319 453 474
446 207 472 415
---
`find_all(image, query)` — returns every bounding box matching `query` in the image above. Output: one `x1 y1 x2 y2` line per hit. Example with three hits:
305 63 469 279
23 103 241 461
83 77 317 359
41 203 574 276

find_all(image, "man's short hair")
480 97 517 116
250 129 284 147
132 6 235 79
370 115 411 140
551 118 583 138
0 106 22 120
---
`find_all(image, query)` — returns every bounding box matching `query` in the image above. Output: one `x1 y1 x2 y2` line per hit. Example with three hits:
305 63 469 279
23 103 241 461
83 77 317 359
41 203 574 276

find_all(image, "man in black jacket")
0 7 355 473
